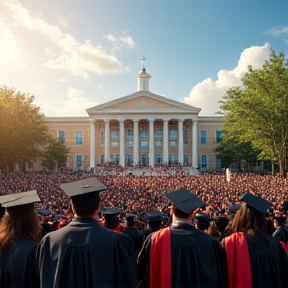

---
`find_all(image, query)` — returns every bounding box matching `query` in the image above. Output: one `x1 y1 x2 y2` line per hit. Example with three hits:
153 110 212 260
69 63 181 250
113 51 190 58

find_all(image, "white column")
192 120 198 168
90 119 96 170
119 119 125 166
133 120 139 165
149 119 155 166
163 119 169 164
178 119 184 164
104 119 110 163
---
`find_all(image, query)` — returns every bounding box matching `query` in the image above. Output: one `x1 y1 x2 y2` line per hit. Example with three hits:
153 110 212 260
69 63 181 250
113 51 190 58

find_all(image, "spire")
141 56 146 71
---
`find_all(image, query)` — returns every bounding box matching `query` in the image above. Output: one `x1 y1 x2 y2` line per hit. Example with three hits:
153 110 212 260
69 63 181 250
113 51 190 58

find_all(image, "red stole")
111 227 123 233
279 241 288 253
224 232 252 288
149 227 171 288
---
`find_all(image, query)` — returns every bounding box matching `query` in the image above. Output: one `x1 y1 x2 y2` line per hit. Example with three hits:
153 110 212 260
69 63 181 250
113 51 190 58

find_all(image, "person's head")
193 212 211 231
273 215 287 228
0 190 41 250
126 213 137 228
230 204 266 236
60 177 107 218
166 187 205 222
103 208 121 229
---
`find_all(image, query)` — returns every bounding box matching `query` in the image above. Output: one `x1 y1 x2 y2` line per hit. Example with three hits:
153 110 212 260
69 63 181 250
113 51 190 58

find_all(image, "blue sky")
0 0 287 116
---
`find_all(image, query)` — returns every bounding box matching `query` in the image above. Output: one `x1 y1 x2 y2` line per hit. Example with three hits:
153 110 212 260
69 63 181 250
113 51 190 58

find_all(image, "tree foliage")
41 139 70 171
219 50 288 175
0 85 50 173
215 132 261 169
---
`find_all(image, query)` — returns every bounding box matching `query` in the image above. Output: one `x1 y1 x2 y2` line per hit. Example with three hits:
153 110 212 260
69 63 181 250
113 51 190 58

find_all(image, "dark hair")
72 192 100 217
230 204 266 237
172 205 189 219
104 214 119 229
0 203 40 250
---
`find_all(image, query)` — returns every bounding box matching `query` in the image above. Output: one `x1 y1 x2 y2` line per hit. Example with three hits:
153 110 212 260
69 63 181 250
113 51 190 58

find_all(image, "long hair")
0 203 40 250
230 204 266 237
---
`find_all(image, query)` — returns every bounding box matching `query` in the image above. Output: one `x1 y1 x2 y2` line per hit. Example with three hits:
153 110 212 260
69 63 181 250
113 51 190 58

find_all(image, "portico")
86 61 201 168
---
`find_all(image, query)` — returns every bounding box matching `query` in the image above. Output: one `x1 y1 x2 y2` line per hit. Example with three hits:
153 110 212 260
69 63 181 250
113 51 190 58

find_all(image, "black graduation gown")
138 222 227 288
245 231 288 288
273 226 288 244
37 217 137 288
0 239 39 288
123 228 142 259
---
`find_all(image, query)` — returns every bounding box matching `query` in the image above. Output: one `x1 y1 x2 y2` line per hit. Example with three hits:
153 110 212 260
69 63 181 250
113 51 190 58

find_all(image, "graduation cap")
166 187 205 215
0 190 41 208
240 193 272 215
194 212 211 223
102 207 122 215
214 216 230 229
60 177 107 198
142 209 165 222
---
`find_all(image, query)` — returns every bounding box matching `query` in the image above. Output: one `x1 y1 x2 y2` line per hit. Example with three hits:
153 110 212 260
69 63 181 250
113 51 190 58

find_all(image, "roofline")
45 116 89 122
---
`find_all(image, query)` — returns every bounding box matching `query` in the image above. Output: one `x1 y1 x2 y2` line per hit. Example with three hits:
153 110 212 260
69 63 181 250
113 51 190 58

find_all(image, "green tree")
41 139 70 171
219 50 288 176
215 132 261 170
0 85 50 174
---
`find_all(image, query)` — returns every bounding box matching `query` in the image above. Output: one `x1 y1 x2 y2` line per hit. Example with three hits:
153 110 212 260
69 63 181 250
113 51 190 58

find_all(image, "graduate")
0 190 41 288
223 193 288 288
138 188 227 288
37 177 137 288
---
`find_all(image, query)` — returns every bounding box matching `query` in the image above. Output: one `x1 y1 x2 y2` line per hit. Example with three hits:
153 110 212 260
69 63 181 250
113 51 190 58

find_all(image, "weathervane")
142 56 145 68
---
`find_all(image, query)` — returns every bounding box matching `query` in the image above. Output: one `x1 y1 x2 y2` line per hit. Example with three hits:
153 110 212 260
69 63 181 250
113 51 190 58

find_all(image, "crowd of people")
1 167 288 225
1 167 288 287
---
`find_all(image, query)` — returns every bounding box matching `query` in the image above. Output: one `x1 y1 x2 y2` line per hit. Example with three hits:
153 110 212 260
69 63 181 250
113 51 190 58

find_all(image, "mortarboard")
166 187 205 215
60 177 107 198
0 190 41 208
142 209 166 222
102 207 122 215
240 193 272 215
194 211 211 222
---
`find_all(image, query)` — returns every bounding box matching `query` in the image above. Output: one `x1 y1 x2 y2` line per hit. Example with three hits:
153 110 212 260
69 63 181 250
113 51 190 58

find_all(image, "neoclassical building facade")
39 63 224 172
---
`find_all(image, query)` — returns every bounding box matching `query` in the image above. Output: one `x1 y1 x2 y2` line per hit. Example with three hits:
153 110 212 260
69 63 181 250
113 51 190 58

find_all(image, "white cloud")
183 43 271 116
264 26 288 37
120 35 135 49
1 0 130 78
40 87 97 116
103 32 135 50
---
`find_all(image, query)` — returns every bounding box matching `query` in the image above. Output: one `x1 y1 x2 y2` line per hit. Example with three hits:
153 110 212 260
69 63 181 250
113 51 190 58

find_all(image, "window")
140 128 148 138
200 130 207 145
127 128 133 138
140 141 148 148
169 154 177 163
58 130 66 143
184 128 189 145
111 130 118 139
184 154 189 164
111 154 119 164
126 154 133 165
155 140 162 147
76 155 83 169
127 141 133 148
156 153 163 164
101 155 104 164
170 129 177 139
155 129 162 138
199 154 207 171
216 130 224 143
100 130 104 146
215 155 221 171
169 140 177 146
76 130 83 145
111 141 118 147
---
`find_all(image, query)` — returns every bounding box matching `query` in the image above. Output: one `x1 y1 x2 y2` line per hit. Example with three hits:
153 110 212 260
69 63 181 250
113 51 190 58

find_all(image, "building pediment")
86 91 201 119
